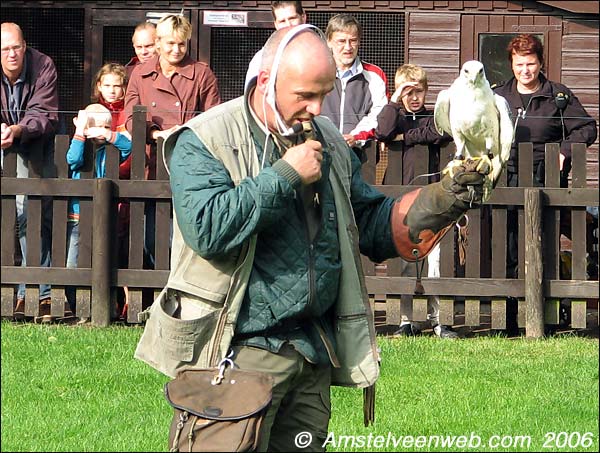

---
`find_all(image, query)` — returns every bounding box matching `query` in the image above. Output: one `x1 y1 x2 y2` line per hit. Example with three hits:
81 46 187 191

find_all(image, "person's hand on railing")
73 110 88 137
152 125 181 141
1 123 13 149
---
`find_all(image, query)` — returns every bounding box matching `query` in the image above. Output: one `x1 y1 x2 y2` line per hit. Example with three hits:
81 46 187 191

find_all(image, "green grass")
1 321 598 452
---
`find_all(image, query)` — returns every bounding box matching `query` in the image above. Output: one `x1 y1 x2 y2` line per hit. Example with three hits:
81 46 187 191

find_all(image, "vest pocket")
180 246 241 304
332 314 378 387
135 288 222 378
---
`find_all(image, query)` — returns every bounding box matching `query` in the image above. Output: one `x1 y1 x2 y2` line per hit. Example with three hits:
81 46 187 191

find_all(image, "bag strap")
137 286 169 322
170 411 189 452
211 353 235 385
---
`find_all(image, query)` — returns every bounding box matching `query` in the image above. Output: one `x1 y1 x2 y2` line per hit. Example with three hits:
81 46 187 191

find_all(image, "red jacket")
124 54 221 179
99 96 131 179
124 54 221 136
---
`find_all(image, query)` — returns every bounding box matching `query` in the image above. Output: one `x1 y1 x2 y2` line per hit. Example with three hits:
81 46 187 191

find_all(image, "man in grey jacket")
139 25 488 452
321 14 388 162
1 22 59 322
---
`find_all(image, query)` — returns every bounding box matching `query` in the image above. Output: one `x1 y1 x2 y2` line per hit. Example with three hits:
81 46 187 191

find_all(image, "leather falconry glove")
391 158 489 262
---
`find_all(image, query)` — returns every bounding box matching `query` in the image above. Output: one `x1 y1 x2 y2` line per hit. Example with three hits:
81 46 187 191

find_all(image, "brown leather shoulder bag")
165 359 273 452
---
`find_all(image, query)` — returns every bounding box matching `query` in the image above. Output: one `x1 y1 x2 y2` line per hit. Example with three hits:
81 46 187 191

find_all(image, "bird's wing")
434 89 452 136
494 93 514 164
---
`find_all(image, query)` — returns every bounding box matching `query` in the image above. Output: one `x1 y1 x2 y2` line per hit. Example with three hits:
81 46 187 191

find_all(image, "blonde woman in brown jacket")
124 14 221 179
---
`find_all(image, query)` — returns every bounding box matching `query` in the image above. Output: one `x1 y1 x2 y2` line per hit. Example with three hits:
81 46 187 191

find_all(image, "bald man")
244 1 307 90
125 21 157 79
136 26 488 452
1 22 58 322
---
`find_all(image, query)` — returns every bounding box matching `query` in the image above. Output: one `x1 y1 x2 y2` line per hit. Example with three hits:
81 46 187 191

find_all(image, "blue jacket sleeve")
111 132 132 162
66 137 85 171
169 129 299 259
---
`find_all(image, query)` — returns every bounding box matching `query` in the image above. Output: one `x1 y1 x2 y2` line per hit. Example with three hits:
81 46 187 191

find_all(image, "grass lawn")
1 321 598 452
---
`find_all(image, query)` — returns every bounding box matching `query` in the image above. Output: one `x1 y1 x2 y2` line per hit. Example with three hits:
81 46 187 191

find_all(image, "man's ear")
256 69 270 95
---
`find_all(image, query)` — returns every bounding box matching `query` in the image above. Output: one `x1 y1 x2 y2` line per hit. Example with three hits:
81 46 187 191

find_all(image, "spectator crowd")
1 1 597 333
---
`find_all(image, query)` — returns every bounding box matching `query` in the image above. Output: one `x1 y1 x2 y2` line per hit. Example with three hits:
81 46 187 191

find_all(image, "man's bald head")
251 26 336 134
1 22 27 81
1 22 24 41
260 26 335 76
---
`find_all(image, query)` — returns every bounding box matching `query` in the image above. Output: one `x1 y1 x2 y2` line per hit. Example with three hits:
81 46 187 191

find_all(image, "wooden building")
2 1 598 331
1 0 598 184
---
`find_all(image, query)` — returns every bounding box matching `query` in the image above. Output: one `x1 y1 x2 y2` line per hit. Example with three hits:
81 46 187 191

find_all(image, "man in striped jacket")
321 13 388 162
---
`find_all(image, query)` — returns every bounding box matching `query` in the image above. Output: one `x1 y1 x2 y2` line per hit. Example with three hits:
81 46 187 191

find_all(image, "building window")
479 33 545 86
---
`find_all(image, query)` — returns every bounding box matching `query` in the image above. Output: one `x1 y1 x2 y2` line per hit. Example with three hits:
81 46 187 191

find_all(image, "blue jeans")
64 221 79 312
11 144 54 301
16 147 52 300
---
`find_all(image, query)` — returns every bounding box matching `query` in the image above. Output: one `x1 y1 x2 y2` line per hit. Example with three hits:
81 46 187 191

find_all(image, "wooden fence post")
91 178 113 326
525 188 544 338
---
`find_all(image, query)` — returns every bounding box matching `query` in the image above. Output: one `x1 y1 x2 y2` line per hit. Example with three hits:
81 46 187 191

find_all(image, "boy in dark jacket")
375 64 457 339
376 64 452 185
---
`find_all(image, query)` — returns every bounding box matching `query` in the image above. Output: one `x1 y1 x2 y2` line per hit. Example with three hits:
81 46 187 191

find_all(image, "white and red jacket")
321 58 388 142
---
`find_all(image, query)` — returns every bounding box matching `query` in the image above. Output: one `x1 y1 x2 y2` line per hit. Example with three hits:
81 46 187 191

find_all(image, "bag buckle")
211 357 235 385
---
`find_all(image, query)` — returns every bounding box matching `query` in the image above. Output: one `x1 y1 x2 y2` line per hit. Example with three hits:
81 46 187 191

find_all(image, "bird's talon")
475 160 490 174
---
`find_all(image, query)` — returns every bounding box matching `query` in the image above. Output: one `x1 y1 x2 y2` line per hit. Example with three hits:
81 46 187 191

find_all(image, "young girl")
92 63 131 178
94 63 132 320
67 63 132 322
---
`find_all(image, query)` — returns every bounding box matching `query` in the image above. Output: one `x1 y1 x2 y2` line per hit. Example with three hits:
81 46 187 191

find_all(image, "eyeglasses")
332 38 359 48
1 44 24 55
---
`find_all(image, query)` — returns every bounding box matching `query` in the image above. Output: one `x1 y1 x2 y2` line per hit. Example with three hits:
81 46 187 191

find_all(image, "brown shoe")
13 298 25 322
35 299 54 324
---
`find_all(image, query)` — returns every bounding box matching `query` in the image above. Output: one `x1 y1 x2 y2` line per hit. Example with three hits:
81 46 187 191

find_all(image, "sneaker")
434 325 459 339
394 324 421 337
13 298 25 321
35 299 54 324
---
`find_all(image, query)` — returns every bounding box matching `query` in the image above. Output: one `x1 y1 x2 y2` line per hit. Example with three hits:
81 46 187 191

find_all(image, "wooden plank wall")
562 19 599 188
406 12 461 106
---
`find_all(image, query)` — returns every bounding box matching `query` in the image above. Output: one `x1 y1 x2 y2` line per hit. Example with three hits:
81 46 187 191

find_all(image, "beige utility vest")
135 96 379 388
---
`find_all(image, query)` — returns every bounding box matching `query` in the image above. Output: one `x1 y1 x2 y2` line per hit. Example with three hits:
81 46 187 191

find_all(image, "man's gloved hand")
391 158 489 261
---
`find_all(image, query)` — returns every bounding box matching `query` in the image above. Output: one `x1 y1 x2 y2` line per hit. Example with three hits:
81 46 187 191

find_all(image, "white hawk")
434 60 514 201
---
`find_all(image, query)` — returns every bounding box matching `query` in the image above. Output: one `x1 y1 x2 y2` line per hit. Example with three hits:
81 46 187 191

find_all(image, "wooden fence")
1 106 598 336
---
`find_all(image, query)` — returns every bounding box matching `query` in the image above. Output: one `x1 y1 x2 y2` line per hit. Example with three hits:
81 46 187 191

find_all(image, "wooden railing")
1 106 598 335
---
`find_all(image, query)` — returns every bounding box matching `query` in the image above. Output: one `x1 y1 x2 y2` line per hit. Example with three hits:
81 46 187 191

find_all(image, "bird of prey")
434 60 514 201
